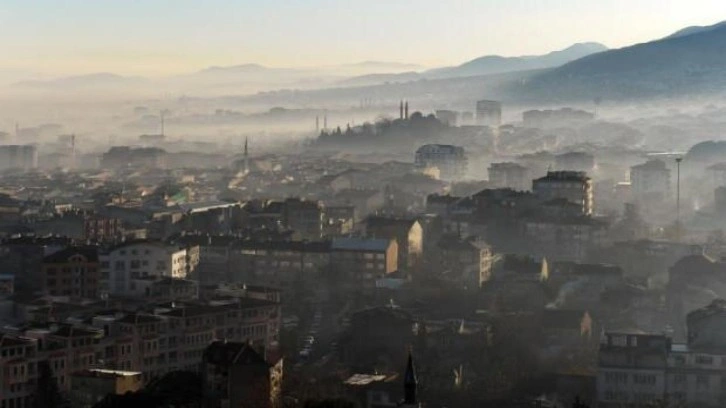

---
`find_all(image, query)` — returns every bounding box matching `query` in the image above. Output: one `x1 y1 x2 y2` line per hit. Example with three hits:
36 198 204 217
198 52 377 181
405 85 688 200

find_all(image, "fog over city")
4 2 726 408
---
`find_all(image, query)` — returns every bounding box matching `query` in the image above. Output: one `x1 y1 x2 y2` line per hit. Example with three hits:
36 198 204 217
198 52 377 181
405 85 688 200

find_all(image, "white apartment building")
598 301 726 407
100 241 198 297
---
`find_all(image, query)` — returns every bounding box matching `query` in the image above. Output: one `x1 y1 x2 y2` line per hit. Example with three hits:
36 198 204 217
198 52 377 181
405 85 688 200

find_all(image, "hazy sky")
2 0 726 77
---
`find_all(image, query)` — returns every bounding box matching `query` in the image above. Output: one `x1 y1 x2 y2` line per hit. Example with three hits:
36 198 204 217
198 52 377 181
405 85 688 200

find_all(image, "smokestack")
400 100 404 120
405 101 409 120
315 116 320 133
323 115 328 130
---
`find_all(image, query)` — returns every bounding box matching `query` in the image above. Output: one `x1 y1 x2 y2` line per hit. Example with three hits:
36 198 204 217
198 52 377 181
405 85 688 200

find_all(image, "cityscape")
3 2 726 407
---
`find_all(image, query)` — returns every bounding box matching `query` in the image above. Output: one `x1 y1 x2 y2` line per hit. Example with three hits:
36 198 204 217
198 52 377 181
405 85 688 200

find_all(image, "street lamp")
676 157 682 241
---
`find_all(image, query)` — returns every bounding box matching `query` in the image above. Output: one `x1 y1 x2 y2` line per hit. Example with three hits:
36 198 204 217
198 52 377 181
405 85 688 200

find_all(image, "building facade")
42 246 100 298
100 241 197 297
414 144 468 181
533 171 594 215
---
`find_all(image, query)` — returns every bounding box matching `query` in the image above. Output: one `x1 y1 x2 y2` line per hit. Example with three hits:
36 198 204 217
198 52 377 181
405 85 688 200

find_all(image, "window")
697 375 710 389
696 355 714 365
673 374 686 384
633 374 656 385
605 372 628 385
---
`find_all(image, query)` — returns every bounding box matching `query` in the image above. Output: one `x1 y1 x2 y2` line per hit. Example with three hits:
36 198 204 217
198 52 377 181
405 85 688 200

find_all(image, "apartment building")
533 171 594 216
598 300 726 407
232 240 331 289
331 237 398 288
100 240 199 297
364 217 423 272
41 246 100 298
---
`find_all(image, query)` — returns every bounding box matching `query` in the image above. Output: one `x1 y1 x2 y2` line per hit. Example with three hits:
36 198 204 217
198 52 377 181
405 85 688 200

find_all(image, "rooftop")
73 368 142 378
534 171 590 183
332 237 391 252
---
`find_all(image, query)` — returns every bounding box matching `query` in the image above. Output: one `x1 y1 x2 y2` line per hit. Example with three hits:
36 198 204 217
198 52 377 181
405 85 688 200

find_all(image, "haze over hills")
427 42 608 78
13 72 144 89
8 19 726 104
521 20 726 101
339 42 608 87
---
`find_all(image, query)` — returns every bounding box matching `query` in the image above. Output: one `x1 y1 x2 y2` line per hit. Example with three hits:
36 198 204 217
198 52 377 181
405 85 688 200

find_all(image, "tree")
34 360 69 408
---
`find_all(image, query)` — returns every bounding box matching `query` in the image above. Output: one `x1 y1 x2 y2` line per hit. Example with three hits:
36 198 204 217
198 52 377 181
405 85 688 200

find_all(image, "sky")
1 0 726 78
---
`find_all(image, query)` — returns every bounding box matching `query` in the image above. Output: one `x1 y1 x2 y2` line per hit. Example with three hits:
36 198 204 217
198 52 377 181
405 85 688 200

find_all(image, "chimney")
400 100 404 119
405 101 409 120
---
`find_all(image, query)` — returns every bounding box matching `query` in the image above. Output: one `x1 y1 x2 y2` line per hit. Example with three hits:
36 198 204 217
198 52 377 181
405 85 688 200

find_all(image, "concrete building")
476 100 502 127
101 146 166 169
42 246 100 298
100 240 198 297
630 159 671 204
84 215 124 243
597 332 669 407
598 300 726 407
0 145 38 171
533 171 594 215
70 369 143 408
202 341 283 408
331 238 398 287
282 198 323 240
0 334 39 408
232 240 331 290
436 235 493 287
435 110 459 126
365 217 423 272
414 144 468 181
488 162 531 191
555 152 595 173
522 108 594 128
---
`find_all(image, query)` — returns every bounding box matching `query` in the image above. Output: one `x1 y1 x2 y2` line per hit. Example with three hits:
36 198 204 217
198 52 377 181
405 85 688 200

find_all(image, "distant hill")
427 42 608 78
664 20 726 39
341 61 424 72
337 71 423 87
197 64 272 74
520 22 726 101
338 43 606 87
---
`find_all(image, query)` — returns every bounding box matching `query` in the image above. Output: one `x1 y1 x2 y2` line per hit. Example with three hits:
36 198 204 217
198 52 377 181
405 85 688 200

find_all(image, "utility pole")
676 157 682 241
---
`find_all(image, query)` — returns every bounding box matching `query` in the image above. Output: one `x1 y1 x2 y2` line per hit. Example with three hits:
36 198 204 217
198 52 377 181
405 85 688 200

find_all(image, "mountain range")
8 20 726 102
338 43 608 86
520 20 726 100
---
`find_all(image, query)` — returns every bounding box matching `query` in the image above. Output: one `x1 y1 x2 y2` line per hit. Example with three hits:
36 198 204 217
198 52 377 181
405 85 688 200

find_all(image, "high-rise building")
533 171 593 215
488 162 531 191
414 144 468 180
630 159 671 204
435 110 459 126
475 100 502 127
0 145 38 171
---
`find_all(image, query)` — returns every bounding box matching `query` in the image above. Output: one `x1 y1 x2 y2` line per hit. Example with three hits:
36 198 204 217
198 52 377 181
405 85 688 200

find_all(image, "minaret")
243 137 249 174
160 111 165 137
399 100 404 119
405 101 409 120
70 134 76 170
403 349 418 406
